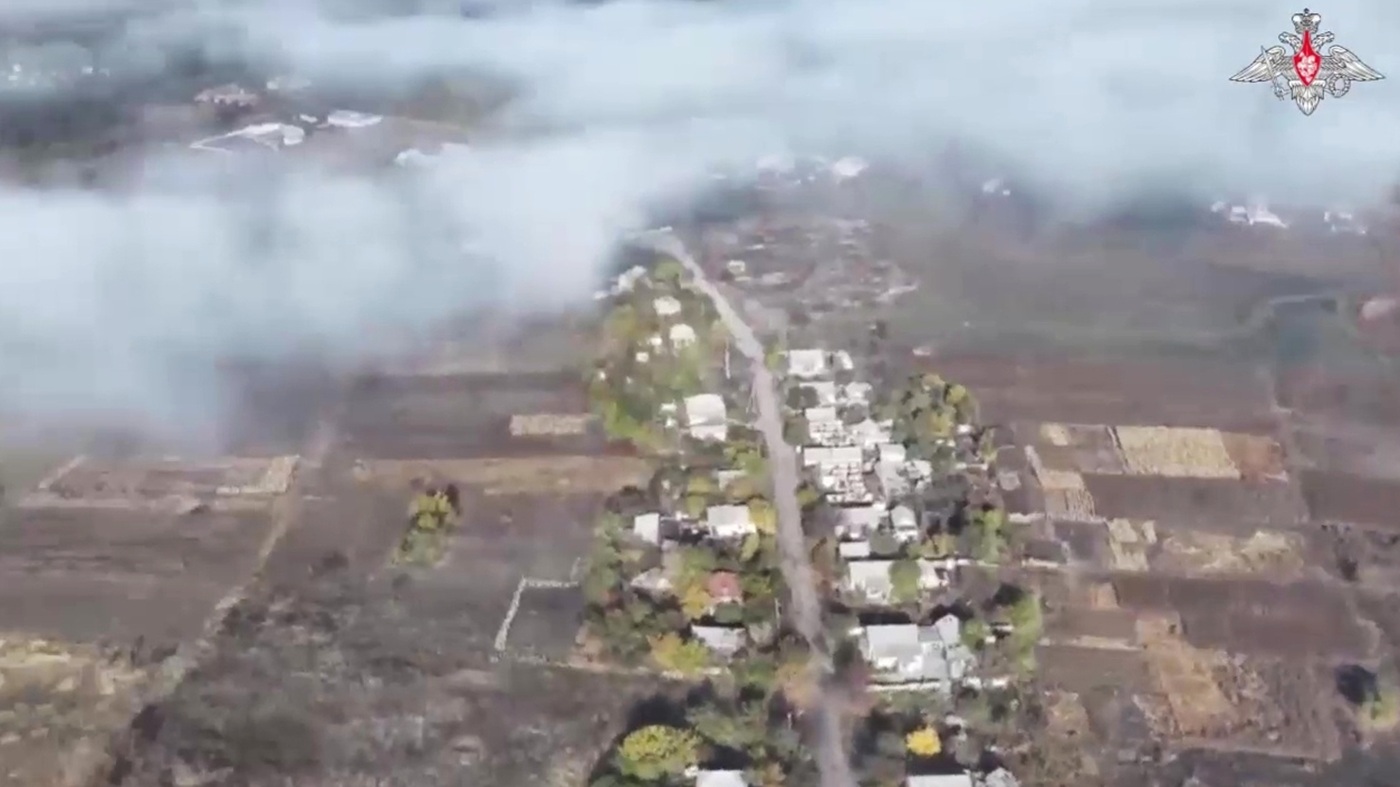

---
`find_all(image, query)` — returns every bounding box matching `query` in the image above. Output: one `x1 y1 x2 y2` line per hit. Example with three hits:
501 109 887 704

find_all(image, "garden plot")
1219 433 1289 482
1113 426 1241 479
1138 614 1340 759
1153 528 1306 578
1300 471 1400 529
1136 614 1236 739
18 455 297 509
1104 519 1157 572
361 456 650 497
1035 423 1130 474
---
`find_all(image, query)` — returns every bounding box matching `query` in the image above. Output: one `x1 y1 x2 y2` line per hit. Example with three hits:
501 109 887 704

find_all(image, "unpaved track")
638 231 856 787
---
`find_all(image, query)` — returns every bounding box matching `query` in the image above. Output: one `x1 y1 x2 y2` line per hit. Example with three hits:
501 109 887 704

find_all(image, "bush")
615 724 701 781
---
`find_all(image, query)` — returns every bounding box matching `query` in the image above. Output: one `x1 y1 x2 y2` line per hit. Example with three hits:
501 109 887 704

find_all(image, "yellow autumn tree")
747 497 777 535
615 724 701 780
648 633 711 675
681 582 713 620
905 726 942 757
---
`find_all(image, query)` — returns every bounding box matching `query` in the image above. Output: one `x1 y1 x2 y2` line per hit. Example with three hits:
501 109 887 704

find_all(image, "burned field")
338 371 608 459
918 354 1277 432
0 456 294 787
106 573 661 787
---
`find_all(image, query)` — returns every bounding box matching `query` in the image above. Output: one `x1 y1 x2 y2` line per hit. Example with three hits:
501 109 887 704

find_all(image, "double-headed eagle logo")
1230 8 1383 115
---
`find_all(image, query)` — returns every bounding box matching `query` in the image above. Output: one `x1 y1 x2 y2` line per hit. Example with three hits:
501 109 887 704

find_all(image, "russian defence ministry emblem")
1229 8 1383 115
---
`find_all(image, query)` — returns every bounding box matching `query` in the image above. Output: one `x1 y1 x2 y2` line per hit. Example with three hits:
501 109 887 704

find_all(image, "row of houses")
781 348 984 695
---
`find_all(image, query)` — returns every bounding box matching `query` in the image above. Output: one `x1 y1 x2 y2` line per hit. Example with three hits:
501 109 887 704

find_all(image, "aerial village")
572 252 1038 787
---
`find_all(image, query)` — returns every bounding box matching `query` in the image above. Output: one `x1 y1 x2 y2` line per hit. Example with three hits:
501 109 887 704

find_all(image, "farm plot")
340 372 604 459
361 456 649 499
1300 470 1400 529
1047 606 1140 649
1113 426 1240 479
923 355 1275 431
1151 527 1308 578
1038 643 1151 695
1113 576 1369 659
18 455 296 508
1136 615 1339 759
0 507 272 643
1082 475 1303 526
499 584 587 662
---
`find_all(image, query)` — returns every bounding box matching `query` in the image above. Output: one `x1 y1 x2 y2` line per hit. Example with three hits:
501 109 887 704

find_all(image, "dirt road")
636 231 856 787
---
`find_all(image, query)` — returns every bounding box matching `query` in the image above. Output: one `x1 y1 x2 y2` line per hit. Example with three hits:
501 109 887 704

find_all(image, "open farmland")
338 371 608 459
924 351 1400 771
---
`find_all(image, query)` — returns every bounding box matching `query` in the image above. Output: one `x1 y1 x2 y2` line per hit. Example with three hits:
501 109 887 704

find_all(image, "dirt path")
636 231 856 787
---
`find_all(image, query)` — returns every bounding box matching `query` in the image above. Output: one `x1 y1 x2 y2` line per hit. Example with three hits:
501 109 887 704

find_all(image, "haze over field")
1 0 1397 431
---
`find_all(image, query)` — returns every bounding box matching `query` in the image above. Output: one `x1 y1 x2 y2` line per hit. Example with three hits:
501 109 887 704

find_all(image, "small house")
702 505 756 540
835 505 884 539
691 626 746 657
838 540 872 560
786 349 830 379
683 394 728 442
860 614 975 688
907 774 973 787
696 769 749 787
891 505 920 542
654 296 683 317
670 323 698 348
801 381 838 407
633 513 661 545
706 571 744 605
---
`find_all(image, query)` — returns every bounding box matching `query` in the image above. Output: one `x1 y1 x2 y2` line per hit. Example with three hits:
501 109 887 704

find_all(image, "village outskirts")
574 247 1045 787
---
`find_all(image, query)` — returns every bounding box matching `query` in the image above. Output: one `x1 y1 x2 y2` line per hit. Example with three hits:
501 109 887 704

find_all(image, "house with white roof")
786 349 830 379
695 770 749 787
633 513 661 544
683 394 728 441
691 625 746 657
805 406 845 446
843 560 949 603
800 381 838 407
701 505 756 540
669 323 697 348
860 615 975 689
653 295 683 318
906 774 973 787
890 505 920 542
835 505 884 539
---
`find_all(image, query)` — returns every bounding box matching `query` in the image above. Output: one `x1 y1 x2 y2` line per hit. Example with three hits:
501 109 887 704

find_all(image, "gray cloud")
1 0 1397 434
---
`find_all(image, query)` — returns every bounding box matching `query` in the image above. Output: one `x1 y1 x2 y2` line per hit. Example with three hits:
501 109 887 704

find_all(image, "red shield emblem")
1294 30 1321 85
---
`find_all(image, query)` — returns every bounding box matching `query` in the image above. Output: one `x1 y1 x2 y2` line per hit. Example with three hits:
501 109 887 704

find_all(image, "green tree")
920 531 957 559
869 531 901 557
713 603 745 625
653 257 686 284
615 724 701 780
682 493 709 518
888 559 922 603
961 617 991 650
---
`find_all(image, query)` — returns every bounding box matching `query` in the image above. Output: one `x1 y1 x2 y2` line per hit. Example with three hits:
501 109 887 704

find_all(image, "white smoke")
0 0 1396 431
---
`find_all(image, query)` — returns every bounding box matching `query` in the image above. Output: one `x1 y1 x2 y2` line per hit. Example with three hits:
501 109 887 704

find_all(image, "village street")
637 230 858 787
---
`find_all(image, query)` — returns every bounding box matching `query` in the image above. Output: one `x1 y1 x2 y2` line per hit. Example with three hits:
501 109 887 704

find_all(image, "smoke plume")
1 0 1396 436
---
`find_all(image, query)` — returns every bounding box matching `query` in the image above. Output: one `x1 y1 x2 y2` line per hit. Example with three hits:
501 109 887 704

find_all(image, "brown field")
1082 475 1303 526
920 355 1275 432
1136 615 1339 759
361 456 650 498
1038 644 1151 694
339 371 610 459
1111 576 1368 658
1300 470 1400 528
17 455 296 507
0 507 273 643
1049 607 1140 647
1277 366 1400 425
1032 441 1130 475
